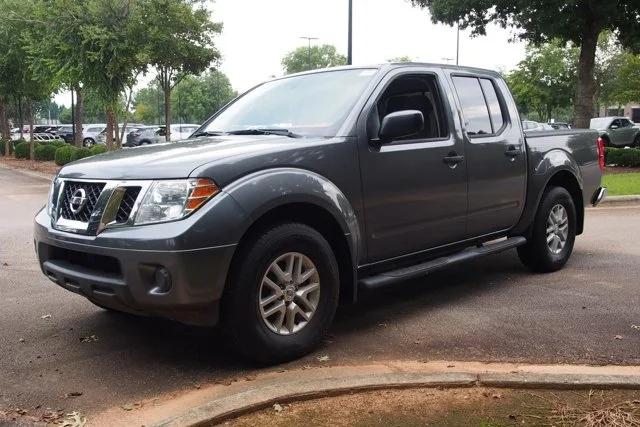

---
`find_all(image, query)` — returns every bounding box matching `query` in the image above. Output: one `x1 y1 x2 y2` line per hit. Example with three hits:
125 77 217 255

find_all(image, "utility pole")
299 36 319 70
456 22 460 65
347 0 353 65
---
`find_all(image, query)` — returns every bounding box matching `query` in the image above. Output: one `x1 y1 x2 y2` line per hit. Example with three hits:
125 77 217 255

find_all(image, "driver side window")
367 74 448 142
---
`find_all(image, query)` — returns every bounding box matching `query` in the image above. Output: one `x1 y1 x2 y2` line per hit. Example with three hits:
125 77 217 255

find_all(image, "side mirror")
378 110 424 142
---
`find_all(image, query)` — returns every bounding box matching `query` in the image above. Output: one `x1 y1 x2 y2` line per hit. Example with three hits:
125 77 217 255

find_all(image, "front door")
449 74 527 237
357 70 468 262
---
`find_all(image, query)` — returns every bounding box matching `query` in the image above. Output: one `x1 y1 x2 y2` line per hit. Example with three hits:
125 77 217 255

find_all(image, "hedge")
34 144 58 161
0 139 13 156
89 145 108 155
71 147 92 161
15 141 33 159
54 145 78 166
605 147 640 168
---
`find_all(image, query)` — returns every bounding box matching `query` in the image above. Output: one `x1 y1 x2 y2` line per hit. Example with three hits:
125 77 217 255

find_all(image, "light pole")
456 22 460 65
347 0 353 65
299 36 319 70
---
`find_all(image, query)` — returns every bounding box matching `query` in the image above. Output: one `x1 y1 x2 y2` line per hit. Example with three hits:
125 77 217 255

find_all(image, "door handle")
505 145 522 157
443 153 464 167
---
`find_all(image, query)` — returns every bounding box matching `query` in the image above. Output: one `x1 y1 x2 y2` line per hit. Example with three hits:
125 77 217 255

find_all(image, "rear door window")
452 76 492 136
479 78 504 132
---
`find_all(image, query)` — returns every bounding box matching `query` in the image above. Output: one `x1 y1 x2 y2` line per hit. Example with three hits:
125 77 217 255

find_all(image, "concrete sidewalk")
89 360 640 427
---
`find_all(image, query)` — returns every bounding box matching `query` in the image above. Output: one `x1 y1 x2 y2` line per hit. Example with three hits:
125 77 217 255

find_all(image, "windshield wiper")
226 128 302 138
191 130 226 137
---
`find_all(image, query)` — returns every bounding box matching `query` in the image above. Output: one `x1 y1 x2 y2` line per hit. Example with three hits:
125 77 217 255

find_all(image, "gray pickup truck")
34 64 606 363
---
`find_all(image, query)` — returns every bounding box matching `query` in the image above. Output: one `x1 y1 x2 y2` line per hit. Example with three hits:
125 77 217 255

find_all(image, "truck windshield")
200 69 378 137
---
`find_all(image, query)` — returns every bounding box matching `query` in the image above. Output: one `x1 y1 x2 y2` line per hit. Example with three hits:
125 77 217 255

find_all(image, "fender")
511 148 583 236
222 167 360 266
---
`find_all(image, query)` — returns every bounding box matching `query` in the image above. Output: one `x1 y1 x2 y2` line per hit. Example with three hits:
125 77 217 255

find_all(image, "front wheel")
517 186 576 273
222 223 340 364
83 138 94 148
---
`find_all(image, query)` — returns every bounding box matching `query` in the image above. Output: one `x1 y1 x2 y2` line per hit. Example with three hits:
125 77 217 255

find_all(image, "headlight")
134 178 219 225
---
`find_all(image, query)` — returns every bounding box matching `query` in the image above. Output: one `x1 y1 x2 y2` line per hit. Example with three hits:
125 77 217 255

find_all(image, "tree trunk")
17 97 23 140
105 108 115 151
164 86 172 142
74 86 84 147
0 96 9 140
119 86 134 143
573 26 601 129
27 101 34 160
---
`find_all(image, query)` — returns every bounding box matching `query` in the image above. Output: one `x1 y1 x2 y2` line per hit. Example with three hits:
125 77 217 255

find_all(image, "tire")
517 186 576 273
83 138 94 148
222 223 340 364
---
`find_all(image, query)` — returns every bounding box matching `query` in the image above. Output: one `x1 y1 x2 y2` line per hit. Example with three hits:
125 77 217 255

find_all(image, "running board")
359 236 527 290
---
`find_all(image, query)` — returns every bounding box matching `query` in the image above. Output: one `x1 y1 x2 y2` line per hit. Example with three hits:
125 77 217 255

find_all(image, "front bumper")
34 208 237 326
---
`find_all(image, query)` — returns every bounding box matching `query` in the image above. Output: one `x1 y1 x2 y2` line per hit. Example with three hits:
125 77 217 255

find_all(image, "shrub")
49 141 67 149
54 145 78 166
89 145 108 155
0 139 13 156
34 144 58 161
71 147 92 161
606 147 640 168
15 141 33 159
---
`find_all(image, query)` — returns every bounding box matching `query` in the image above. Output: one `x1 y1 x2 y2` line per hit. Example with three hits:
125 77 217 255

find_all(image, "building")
599 102 640 123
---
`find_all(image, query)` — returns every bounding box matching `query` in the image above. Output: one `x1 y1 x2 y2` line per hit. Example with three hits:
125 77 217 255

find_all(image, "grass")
603 172 640 196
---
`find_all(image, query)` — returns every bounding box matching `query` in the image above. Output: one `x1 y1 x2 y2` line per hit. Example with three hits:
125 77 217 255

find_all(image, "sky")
54 0 527 107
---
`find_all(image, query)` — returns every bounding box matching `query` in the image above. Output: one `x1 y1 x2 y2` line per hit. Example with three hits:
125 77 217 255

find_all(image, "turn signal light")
186 178 219 212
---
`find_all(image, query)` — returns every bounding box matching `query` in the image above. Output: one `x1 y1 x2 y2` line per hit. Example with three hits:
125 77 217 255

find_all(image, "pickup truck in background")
34 64 605 363
590 116 640 147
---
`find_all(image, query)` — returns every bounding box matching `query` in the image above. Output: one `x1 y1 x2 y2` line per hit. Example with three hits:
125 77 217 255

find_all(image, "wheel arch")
223 168 360 304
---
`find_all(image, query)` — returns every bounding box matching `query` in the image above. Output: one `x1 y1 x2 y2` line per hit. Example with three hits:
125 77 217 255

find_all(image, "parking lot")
1 166 639 419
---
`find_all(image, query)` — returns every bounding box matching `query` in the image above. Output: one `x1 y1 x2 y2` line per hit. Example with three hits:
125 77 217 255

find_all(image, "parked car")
54 125 75 143
95 124 142 145
35 64 605 363
548 122 571 130
82 124 107 147
589 116 640 147
124 126 162 147
158 124 200 141
522 120 554 131
33 133 64 143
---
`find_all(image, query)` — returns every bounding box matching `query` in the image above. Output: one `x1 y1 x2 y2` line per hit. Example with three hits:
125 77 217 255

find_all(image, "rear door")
609 119 624 145
449 74 527 238
619 118 637 145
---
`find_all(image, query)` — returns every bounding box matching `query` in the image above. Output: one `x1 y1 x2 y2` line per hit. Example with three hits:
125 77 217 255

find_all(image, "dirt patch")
604 166 640 175
0 157 59 176
223 388 640 427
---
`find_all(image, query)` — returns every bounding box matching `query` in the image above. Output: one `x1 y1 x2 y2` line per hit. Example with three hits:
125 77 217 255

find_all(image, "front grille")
59 181 106 222
116 187 141 223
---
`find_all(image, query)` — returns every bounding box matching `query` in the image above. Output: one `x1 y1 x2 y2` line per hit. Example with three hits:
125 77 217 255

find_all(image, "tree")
614 54 640 107
281 44 347 74
133 69 236 125
139 0 222 141
506 41 578 122
387 56 413 63
410 0 640 128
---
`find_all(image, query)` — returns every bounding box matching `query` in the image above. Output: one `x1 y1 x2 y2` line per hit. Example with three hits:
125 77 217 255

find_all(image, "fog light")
151 267 172 294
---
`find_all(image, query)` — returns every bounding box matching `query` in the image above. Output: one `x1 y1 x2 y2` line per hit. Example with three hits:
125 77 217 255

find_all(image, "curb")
0 162 55 181
128 361 640 427
597 195 640 206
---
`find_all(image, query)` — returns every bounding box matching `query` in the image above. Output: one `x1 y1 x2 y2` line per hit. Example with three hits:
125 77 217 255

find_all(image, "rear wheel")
83 138 94 148
223 223 339 364
517 186 576 273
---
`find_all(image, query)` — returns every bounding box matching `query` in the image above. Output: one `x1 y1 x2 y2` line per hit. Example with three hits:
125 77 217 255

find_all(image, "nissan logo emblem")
69 188 88 214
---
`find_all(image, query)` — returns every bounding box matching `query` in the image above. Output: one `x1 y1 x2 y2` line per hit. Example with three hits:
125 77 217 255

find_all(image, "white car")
82 124 107 147
158 124 201 142
522 120 554 132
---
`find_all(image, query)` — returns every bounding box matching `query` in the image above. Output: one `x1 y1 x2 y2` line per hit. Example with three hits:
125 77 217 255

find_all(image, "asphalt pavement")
1 165 639 420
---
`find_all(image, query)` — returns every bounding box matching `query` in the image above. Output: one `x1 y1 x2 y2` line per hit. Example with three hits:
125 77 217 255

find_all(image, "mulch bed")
0 157 60 176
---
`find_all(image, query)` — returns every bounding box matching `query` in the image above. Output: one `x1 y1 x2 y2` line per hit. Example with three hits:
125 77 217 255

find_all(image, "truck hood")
58 135 322 180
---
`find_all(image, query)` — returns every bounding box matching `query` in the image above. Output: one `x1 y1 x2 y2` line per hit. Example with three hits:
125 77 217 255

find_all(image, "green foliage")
387 56 413 63
282 44 347 74
134 70 236 124
15 141 32 159
410 0 640 128
506 41 578 122
71 147 92 161
605 148 640 168
89 145 107 155
49 141 67 149
34 144 57 161
54 145 78 166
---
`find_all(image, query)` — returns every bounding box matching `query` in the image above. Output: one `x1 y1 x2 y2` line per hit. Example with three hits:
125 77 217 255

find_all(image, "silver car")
589 117 640 147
